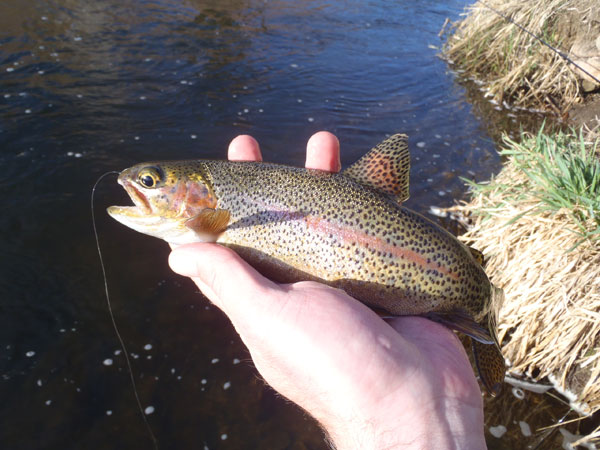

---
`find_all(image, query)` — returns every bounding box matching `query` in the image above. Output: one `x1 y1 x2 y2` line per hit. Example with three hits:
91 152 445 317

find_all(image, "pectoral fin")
425 310 494 345
472 338 505 396
185 208 230 236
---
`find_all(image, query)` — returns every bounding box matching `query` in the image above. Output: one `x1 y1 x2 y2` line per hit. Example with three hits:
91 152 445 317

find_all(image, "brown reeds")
447 129 600 446
444 0 600 114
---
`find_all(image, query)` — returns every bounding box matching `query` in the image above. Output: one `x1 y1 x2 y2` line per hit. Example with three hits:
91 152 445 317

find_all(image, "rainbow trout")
108 134 505 395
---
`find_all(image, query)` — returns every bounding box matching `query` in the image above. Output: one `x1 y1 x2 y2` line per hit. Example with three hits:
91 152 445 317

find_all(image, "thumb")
168 242 278 317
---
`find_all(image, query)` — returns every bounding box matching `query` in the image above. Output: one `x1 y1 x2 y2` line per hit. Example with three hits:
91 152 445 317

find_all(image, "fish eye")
137 167 162 188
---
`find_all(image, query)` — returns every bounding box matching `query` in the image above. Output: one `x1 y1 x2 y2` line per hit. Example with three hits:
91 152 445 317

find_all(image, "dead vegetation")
447 128 600 446
443 4 600 444
443 0 600 115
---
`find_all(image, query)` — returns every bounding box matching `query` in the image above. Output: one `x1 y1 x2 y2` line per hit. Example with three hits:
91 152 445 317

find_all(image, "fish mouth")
107 177 152 218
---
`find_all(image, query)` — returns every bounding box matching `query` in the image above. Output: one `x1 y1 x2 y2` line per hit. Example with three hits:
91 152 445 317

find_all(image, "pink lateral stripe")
304 215 460 280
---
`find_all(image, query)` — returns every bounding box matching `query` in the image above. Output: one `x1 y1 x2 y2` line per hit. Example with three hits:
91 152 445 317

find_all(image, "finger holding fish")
228 135 263 162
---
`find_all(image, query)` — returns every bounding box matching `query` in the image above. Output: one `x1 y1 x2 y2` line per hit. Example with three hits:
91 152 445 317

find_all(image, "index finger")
305 131 341 172
228 135 262 161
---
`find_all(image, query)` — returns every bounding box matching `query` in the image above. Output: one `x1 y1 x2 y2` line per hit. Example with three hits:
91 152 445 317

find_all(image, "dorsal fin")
342 134 410 202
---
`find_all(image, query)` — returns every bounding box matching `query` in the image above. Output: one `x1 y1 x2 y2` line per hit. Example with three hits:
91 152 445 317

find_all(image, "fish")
107 134 506 395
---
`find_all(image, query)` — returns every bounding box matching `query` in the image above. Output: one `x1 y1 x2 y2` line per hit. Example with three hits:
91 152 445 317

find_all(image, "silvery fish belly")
107 134 506 395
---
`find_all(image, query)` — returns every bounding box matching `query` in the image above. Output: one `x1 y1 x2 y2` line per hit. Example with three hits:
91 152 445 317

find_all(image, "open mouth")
121 179 152 214
107 177 152 218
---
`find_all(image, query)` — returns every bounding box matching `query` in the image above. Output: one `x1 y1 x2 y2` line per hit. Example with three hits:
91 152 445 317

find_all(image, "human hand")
169 132 486 450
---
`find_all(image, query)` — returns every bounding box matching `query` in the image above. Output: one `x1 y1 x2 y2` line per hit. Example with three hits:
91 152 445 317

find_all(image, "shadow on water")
0 0 576 448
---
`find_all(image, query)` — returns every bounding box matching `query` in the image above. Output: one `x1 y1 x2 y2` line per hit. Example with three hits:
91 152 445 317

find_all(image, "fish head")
107 161 221 244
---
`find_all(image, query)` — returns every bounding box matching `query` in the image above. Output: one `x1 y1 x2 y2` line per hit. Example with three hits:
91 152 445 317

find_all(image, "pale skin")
168 132 487 450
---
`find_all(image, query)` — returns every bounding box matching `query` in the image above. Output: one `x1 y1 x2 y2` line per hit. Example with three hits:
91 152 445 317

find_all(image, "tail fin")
473 284 505 396
472 338 505 396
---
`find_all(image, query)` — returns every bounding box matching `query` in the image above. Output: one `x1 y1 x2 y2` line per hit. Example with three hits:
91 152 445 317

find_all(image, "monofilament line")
91 171 159 450
480 0 600 85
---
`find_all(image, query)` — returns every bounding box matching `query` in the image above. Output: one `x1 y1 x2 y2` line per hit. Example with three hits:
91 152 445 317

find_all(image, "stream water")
0 0 561 449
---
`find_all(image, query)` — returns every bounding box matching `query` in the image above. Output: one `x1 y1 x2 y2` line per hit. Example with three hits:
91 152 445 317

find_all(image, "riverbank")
443 1 600 447
444 0 600 131
447 128 600 447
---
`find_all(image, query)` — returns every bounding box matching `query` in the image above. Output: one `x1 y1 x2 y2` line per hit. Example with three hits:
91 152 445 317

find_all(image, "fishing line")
91 171 159 450
479 1 600 85
530 408 572 450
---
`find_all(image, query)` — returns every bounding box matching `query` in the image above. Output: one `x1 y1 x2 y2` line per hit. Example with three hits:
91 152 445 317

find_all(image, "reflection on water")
0 0 536 448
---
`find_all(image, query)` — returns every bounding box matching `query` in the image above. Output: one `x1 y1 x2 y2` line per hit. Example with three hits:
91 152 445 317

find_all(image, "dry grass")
444 0 600 114
448 128 600 446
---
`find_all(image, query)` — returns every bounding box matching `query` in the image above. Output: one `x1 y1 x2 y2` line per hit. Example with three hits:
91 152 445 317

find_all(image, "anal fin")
425 310 494 345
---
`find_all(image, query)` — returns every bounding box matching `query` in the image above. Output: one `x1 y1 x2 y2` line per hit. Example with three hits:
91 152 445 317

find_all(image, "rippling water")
1 1 504 448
